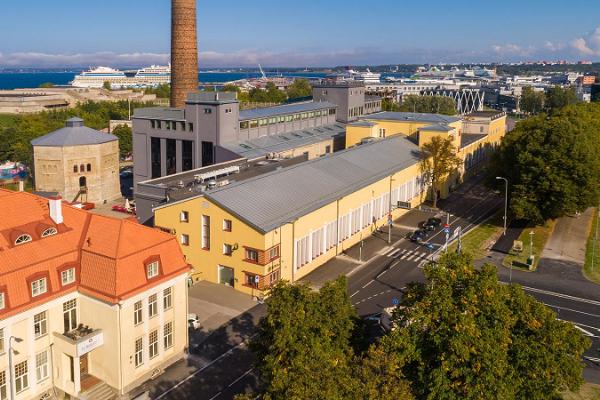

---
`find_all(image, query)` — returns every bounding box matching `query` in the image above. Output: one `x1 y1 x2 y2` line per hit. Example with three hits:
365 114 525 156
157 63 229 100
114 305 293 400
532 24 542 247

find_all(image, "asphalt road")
150 179 600 399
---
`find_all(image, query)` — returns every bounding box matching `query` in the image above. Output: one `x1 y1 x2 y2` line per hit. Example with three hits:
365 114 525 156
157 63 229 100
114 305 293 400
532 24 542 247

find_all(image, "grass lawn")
563 382 600 400
502 219 556 271
583 208 600 284
0 113 21 128
448 212 504 260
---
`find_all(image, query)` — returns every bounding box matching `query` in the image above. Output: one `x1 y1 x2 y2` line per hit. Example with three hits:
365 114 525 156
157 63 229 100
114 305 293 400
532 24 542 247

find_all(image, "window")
31 278 47 297
245 249 259 263
0 371 6 400
150 120 156 129
201 215 210 249
80 164 85 173
223 244 233 256
15 234 32 246
35 350 49 382
134 338 143 367
164 322 173 349
163 287 172 310
63 299 77 333
250 120 258 128
156 121 162 129
61 268 75 285
180 234 189 246
86 164 91 172
134 301 143 325
240 121 249 129
188 122 193 132
222 219 232 232
0 329 4 354
41 227 57 238
204 108 212 114
14 361 28 394
149 330 158 359
73 165 78 173
268 246 279 261
0 293 5 310
147 261 159 279
148 294 158 318
180 211 189 223
245 273 259 288
34 311 47 338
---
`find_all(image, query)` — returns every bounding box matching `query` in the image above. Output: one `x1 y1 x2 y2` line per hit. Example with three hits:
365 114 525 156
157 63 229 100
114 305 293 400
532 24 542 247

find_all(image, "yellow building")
154 136 427 296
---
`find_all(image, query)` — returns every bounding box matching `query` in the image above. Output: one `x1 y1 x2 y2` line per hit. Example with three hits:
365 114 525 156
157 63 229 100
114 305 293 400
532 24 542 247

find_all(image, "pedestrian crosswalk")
381 247 430 263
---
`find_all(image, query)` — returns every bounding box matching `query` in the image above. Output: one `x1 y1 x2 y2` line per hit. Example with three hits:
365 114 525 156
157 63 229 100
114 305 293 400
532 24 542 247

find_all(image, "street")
149 178 600 399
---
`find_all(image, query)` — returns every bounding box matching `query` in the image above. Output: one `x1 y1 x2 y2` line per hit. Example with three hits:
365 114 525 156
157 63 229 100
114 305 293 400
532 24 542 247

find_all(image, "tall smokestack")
171 0 199 108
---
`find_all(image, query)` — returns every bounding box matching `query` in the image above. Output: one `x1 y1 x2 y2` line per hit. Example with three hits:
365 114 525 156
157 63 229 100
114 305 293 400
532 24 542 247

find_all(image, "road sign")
388 218 393 226
443 227 450 234
392 298 399 305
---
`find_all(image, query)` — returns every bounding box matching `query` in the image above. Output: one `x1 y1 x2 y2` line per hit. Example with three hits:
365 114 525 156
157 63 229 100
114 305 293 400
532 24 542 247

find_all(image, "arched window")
15 234 32 246
86 164 92 172
80 164 85 173
73 165 78 173
41 227 58 238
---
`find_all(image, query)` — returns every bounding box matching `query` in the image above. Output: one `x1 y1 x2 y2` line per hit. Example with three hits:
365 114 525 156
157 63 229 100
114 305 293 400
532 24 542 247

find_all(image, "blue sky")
2 0 600 67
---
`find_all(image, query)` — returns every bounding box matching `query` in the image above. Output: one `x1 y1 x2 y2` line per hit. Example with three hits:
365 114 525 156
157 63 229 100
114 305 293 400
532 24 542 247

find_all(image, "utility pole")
9 336 22 400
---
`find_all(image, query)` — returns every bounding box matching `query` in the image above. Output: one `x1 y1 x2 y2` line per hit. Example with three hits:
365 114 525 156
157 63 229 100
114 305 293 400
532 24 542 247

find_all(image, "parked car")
409 229 428 242
188 313 201 330
423 217 442 231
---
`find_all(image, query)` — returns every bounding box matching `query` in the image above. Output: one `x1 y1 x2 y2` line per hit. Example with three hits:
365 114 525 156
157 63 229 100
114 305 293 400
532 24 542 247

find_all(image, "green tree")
251 278 357 399
112 124 132 158
286 78 312 99
519 86 545 114
545 86 578 113
102 81 112 90
38 82 54 88
221 84 241 93
382 98 401 111
419 136 462 208
143 84 171 98
390 253 589 400
488 103 600 222
248 82 287 104
399 95 456 115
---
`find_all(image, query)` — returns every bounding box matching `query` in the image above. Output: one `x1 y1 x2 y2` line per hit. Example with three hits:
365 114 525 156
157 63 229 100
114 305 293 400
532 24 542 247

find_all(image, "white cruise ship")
325 68 382 84
70 65 171 88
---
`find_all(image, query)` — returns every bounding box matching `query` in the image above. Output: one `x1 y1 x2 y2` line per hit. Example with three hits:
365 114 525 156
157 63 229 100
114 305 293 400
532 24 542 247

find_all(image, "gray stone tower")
171 0 199 108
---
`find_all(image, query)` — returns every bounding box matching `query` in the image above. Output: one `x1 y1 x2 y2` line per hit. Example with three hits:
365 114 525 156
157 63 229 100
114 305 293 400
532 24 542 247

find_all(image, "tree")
488 103 600 222
399 95 456 115
382 98 401 112
221 84 241 94
286 78 312 99
112 124 132 158
102 81 112 90
519 86 545 114
248 82 287 104
544 86 578 113
143 83 171 98
390 253 589 400
419 136 462 208
251 277 357 399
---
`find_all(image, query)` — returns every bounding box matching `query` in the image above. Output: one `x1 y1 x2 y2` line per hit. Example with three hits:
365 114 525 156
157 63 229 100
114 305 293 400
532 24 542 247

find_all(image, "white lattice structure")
419 89 485 114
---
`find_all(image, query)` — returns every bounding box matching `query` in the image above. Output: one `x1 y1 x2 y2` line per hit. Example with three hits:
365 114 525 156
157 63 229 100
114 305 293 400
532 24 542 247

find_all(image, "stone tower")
171 0 199 108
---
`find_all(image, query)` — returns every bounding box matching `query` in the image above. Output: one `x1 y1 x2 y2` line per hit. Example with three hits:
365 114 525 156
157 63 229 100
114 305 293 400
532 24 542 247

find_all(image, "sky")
1 0 600 68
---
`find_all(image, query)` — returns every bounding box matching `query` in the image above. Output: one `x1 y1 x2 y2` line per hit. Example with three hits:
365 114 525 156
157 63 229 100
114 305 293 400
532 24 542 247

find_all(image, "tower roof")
31 118 118 147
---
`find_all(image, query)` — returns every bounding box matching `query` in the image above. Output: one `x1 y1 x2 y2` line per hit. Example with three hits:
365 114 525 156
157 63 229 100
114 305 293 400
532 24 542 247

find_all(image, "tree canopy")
420 136 462 208
519 86 545 114
488 102 600 222
286 79 312 99
111 124 132 158
399 95 457 115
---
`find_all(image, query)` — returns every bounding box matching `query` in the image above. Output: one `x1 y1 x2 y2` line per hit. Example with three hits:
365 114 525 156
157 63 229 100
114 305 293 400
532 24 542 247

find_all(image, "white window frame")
149 330 159 359
148 294 158 318
179 211 189 222
35 350 49 382
134 301 143 325
147 261 159 279
0 370 6 400
164 322 173 350
31 278 47 297
14 361 28 394
180 234 189 246
15 234 32 246
163 287 173 310
61 268 75 285
0 293 5 310
34 311 47 338
134 338 143 368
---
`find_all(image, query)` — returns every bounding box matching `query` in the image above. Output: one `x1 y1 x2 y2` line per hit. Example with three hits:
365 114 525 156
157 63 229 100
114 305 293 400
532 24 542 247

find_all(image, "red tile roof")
0 189 189 318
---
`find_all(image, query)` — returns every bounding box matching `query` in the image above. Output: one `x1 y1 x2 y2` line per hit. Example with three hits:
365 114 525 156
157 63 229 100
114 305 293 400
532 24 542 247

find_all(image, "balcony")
53 324 104 358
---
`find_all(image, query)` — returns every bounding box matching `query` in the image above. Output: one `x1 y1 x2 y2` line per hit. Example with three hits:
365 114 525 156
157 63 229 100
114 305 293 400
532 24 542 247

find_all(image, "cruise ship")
325 68 382 84
70 65 171 88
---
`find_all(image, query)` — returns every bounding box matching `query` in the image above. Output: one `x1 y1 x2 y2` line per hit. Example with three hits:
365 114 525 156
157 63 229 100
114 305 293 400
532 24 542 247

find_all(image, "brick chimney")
171 0 199 108
49 196 63 225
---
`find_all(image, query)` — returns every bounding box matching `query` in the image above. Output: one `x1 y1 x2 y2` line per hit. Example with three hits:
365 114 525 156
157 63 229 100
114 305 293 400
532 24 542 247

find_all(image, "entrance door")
80 354 89 376
79 176 87 188
218 266 235 287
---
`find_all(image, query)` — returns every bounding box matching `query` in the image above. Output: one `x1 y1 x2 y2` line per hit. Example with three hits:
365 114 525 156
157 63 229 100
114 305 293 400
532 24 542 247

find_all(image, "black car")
409 229 428 242
423 217 442 231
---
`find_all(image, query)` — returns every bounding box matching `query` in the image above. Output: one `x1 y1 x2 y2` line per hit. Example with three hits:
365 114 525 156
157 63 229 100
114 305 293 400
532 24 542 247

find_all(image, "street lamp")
529 231 535 259
496 177 508 236
8 336 22 400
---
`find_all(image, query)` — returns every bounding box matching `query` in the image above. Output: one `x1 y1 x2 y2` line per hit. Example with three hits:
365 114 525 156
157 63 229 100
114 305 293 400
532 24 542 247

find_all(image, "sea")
0 71 408 90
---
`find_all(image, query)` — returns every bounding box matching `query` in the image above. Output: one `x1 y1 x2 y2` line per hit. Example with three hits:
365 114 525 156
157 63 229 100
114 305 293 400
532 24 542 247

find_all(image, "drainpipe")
117 303 124 397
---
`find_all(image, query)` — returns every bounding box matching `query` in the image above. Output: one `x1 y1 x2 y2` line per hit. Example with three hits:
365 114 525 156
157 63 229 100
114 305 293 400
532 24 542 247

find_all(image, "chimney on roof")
49 196 63 225
66 117 84 128
170 0 199 108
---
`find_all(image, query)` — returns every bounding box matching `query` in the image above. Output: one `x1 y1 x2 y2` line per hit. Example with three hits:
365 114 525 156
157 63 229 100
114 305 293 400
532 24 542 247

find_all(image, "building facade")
0 190 189 399
31 118 121 204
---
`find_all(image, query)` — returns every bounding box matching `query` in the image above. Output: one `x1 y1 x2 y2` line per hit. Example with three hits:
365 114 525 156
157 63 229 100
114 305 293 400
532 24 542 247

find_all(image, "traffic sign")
443 227 450 234
392 298 399 305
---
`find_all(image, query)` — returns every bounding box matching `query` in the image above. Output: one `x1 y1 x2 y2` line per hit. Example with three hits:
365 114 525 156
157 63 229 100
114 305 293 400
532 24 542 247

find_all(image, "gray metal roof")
365 111 461 124
239 101 337 121
349 121 377 127
460 133 487 149
220 124 345 160
31 118 118 147
133 107 186 120
205 135 421 234
422 124 455 132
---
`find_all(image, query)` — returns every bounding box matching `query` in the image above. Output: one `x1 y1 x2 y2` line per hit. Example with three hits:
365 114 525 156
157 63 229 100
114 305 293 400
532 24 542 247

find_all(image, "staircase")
79 382 117 400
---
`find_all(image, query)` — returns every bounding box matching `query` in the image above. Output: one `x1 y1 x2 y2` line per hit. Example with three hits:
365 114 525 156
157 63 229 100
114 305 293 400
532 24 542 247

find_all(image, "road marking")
154 335 256 400
574 325 596 337
400 250 411 260
362 280 374 289
381 247 395 257
394 249 407 259
388 248 402 258
208 368 255 400
376 270 387 279
390 260 400 268
546 304 600 319
406 252 417 261
520 286 600 306
350 291 360 298
585 357 600 363
570 321 600 333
